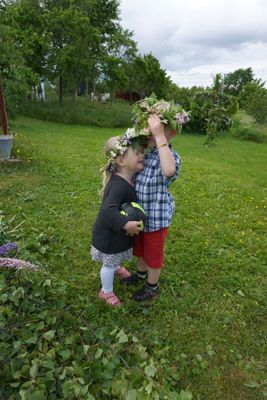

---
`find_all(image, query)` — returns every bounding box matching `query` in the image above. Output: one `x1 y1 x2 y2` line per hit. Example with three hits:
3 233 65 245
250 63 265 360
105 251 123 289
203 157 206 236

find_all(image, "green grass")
21 96 132 128
1 116 266 399
231 110 267 143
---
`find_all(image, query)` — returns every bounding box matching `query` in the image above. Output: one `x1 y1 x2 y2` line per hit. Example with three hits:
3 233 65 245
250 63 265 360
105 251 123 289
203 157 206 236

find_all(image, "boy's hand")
148 114 166 141
123 221 142 236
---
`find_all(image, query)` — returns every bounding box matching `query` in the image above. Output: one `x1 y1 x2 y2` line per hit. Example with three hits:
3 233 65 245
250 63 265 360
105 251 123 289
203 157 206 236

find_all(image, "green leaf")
206 345 215 357
79 326 88 331
244 382 260 388
145 381 153 395
25 336 38 344
86 394 96 400
12 370 22 380
83 345 90 355
43 359 55 369
125 389 137 400
116 329 129 344
35 321 45 331
43 330 56 341
59 350 71 361
145 363 157 377
30 364 39 378
179 390 193 400
39 246 47 254
94 348 103 359
11 287 25 304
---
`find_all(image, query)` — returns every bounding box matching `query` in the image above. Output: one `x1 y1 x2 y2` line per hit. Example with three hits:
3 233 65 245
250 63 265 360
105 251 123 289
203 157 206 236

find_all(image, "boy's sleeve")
166 151 181 185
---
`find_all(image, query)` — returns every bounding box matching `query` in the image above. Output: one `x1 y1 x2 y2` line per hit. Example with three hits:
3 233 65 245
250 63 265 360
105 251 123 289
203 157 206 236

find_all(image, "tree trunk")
0 77 8 135
72 88 77 105
85 78 89 98
59 75 63 105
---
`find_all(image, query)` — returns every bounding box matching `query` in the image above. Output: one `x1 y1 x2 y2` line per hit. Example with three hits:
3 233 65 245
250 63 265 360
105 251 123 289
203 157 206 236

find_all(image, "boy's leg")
120 257 148 284
120 233 148 284
132 228 168 301
147 266 161 285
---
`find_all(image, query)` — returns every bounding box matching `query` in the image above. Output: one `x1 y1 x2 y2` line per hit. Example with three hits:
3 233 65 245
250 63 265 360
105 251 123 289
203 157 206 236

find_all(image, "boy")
121 97 189 301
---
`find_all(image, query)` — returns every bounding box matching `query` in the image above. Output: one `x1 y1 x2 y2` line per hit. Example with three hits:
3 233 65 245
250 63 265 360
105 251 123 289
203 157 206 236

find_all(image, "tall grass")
21 96 132 128
231 110 267 143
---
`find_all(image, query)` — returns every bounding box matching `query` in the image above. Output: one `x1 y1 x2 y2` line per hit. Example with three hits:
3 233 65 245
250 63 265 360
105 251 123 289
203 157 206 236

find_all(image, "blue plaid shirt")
135 145 181 232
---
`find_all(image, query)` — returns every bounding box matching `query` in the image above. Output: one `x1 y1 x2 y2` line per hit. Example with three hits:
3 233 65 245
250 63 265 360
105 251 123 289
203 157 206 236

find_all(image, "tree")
2 0 50 104
241 83 267 123
99 27 138 99
223 67 264 101
0 3 36 119
126 54 171 99
45 0 123 103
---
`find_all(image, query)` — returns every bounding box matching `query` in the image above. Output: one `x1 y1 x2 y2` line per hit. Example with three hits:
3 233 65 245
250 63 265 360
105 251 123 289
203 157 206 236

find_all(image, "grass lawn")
1 116 266 399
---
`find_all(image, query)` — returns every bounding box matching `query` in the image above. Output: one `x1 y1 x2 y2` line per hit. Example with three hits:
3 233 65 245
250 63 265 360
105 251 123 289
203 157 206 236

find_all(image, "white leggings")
100 264 118 293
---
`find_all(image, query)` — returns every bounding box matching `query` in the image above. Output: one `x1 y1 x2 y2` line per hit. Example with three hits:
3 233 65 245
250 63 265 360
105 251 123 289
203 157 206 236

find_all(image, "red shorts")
133 228 169 269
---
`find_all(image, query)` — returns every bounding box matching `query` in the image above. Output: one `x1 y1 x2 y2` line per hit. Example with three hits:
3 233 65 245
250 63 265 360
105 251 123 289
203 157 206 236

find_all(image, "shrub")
246 91 267 124
231 126 265 143
0 266 194 399
188 74 238 141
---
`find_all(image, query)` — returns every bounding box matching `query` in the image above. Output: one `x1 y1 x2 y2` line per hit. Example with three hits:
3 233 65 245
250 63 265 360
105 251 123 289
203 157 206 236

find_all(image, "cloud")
119 0 267 87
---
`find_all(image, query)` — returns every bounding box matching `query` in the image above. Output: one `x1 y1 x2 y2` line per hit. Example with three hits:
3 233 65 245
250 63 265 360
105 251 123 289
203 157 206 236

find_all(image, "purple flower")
0 242 17 256
0 257 38 270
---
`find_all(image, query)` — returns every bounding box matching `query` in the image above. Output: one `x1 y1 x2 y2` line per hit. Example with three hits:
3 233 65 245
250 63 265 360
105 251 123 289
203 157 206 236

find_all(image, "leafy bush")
0 267 193 399
188 74 238 143
231 126 265 143
245 90 267 124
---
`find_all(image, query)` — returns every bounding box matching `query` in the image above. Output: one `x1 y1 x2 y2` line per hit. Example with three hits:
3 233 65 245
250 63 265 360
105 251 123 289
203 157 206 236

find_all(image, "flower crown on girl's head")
132 93 190 133
101 128 146 175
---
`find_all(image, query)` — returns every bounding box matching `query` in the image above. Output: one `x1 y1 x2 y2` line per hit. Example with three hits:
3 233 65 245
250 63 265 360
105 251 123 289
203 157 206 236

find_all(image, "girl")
91 129 145 306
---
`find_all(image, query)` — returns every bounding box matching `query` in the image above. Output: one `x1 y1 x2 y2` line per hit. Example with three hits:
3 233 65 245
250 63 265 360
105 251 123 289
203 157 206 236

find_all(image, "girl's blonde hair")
99 136 120 196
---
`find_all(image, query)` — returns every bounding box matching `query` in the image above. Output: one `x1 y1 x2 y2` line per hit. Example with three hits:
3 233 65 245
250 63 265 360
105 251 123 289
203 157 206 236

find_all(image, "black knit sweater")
92 175 137 254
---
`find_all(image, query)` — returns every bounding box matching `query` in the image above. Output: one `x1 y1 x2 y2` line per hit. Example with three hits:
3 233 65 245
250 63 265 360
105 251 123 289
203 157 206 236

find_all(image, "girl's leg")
100 264 117 293
99 264 121 306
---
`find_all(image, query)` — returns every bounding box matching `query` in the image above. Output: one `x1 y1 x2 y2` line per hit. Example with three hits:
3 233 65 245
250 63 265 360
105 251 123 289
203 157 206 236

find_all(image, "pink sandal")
98 289 121 306
115 266 131 279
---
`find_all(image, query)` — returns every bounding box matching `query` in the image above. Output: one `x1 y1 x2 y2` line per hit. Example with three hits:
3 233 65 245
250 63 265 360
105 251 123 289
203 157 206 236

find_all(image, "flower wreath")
132 93 190 133
102 128 146 175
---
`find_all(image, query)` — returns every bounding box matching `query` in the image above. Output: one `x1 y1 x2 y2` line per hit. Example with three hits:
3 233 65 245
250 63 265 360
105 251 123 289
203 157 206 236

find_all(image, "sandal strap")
132 285 160 301
98 290 121 306
115 266 131 279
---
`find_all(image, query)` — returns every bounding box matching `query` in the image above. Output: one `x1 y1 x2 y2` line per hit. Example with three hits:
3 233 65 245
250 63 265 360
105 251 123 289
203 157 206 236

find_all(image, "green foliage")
231 111 266 143
166 84 203 111
188 74 238 143
0 12 37 117
127 54 172 99
0 267 193 399
223 67 263 99
1 116 266 399
245 89 267 124
132 93 190 133
231 126 265 143
21 97 132 127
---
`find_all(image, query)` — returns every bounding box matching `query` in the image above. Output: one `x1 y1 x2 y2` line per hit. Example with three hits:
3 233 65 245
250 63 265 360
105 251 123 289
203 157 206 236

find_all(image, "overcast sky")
119 0 267 88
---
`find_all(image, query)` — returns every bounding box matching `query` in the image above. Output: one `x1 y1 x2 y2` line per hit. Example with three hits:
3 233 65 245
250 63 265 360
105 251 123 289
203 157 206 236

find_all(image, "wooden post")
0 77 8 135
